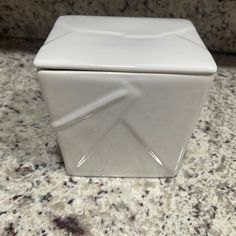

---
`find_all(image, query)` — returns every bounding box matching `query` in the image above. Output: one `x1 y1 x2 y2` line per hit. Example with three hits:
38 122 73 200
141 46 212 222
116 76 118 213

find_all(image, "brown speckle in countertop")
53 216 84 235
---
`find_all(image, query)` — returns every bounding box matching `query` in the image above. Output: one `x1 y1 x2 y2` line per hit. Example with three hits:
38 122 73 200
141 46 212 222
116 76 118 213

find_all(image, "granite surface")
0 38 236 236
0 0 236 53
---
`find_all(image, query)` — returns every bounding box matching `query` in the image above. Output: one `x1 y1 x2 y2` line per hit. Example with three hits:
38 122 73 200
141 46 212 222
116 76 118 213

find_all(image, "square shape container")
34 16 217 177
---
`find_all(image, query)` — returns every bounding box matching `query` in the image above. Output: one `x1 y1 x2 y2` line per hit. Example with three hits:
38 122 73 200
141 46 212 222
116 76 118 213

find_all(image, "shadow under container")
34 16 217 177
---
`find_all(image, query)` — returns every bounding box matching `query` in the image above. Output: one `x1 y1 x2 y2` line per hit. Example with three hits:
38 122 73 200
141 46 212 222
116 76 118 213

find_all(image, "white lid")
34 16 217 74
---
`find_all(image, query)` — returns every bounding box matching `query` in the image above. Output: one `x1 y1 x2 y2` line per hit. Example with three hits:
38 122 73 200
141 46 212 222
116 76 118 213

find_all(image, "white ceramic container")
34 16 217 177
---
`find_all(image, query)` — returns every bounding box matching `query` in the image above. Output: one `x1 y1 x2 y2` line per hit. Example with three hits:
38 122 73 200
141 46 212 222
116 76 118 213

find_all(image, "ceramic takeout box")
34 16 217 177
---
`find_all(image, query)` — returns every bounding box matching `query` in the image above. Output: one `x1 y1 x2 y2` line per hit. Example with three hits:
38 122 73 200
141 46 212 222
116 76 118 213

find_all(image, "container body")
38 70 213 177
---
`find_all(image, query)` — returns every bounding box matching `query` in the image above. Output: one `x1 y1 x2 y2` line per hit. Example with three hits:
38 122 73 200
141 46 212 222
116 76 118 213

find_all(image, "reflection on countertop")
0 38 235 236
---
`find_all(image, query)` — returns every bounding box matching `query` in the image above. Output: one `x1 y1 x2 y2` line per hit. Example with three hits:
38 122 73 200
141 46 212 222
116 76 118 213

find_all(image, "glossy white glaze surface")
38 71 213 177
34 16 216 74
34 16 216 177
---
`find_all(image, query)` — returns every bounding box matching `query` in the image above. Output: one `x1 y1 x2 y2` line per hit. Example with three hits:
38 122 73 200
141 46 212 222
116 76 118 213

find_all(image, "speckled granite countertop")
0 38 235 236
1 0 236 53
